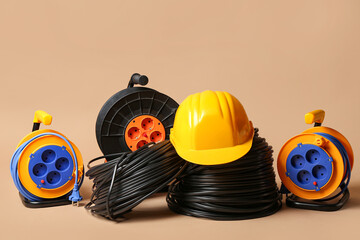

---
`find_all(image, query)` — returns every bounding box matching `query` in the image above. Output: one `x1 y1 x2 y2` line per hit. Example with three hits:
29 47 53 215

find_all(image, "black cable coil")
167 128 282 220
85 140 187 220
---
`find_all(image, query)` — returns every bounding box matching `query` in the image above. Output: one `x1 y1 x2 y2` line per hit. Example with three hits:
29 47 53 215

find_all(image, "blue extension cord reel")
10 111 84 208
277 110 354 211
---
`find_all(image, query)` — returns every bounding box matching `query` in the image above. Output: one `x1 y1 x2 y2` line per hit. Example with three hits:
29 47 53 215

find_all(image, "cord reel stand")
282 183 349 211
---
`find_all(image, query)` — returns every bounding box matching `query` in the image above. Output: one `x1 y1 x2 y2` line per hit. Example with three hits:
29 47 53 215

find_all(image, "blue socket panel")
286 143 333 191
28 145 74 189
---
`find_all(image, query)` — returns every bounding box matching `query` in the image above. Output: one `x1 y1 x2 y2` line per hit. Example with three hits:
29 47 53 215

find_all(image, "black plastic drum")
95 74 179 156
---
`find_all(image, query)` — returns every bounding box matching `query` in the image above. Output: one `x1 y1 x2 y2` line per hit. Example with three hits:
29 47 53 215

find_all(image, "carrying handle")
32 110 52 131
305 110 325 127
127 73 149 88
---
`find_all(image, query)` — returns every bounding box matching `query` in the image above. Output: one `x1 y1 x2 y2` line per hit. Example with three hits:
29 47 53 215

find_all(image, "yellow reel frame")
15 111 83 200
277 110 353 200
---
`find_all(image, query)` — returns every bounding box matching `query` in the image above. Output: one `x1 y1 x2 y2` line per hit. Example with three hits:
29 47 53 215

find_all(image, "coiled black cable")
85 141 187 220
167 128 282 220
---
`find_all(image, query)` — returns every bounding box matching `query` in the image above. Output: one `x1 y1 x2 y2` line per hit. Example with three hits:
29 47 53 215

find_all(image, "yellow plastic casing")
277 110 354 200
170 90 254 165
304 110 325 125
16 129 83 199
33 110 53 125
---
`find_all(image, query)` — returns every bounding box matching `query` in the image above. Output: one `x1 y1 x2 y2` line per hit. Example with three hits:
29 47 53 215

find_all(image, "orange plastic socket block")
124 115 165 151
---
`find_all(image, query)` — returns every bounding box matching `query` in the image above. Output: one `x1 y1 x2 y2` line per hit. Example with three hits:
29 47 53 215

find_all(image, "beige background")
1 1 360 239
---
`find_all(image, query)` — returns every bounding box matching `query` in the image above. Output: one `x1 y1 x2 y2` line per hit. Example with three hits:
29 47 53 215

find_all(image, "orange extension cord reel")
277 110 354 211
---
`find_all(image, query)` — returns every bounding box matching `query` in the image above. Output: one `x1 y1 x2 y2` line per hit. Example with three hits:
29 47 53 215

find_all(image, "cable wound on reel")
10 110 84 208
277 110 354 211
85 140 187 220
95 73 179 158
167 91 282 220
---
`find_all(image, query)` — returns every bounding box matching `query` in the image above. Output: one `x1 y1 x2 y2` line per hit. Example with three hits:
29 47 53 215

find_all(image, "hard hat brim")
170 129 254 165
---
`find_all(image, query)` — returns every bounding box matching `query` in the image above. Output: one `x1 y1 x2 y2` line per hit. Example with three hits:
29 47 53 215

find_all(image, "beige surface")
1 1 360 239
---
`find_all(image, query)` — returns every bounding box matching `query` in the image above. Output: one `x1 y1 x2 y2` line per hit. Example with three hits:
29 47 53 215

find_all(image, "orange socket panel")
125 115 165 150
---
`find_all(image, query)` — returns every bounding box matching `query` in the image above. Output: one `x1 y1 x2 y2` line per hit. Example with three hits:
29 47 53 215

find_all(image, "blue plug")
69 183 82 206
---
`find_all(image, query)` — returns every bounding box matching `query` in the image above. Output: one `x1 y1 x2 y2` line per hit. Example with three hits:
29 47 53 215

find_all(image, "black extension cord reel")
95 73 179 158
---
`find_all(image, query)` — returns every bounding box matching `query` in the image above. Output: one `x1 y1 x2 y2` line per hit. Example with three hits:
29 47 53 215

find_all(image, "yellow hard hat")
170 90 254 165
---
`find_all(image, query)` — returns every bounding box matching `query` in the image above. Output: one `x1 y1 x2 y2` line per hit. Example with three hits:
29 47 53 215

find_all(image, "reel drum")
17 129 83 199
277 110 353 210
96 73 179 156
11 111 84 208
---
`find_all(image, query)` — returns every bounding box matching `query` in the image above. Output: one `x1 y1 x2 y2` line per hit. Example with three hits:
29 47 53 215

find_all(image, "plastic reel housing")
17 129 83 207
278 126 353 200
96 82 179 156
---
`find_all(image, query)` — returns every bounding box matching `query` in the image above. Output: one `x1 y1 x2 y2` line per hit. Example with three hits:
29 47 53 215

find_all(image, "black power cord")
167 128 282 220
85 141 187 220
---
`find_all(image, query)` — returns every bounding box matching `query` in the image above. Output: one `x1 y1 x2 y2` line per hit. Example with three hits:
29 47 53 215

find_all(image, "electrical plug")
69 183 82 206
